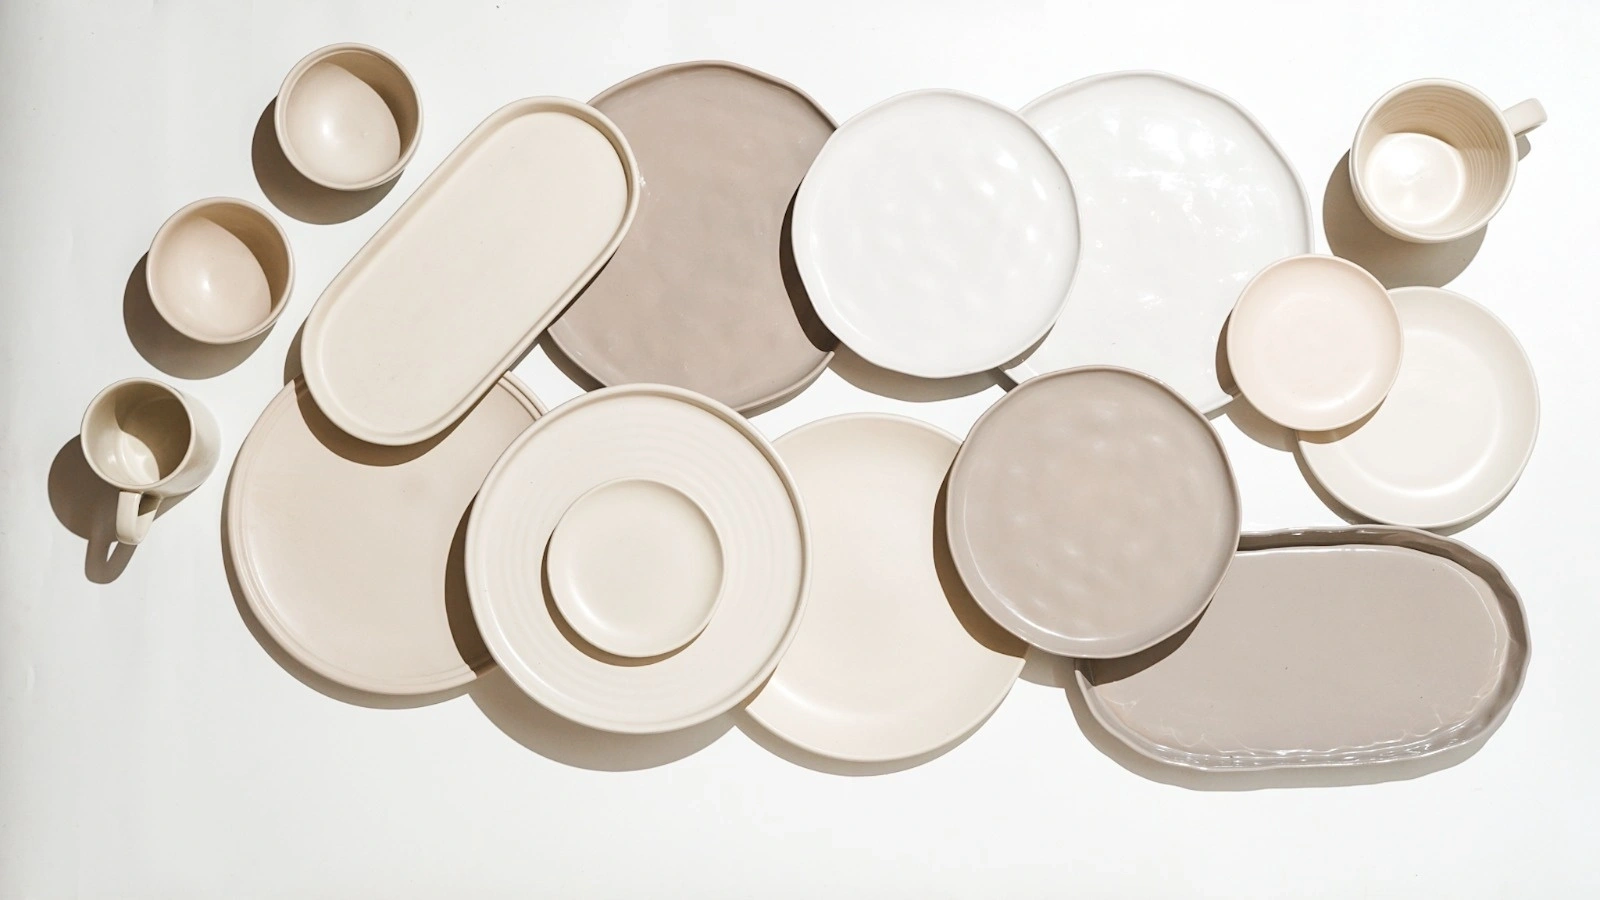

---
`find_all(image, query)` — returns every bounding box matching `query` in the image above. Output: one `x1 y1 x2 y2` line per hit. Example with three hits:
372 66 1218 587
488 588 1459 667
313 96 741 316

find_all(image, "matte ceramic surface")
1005 71 1313 413
791 89 1079 379
225 377 543 696
546 478 724 659
275 43 421 191
80 378 220 545
1226 255 1402 432
1351 79 1546 243
946 367 1240 658
467 385 807 734
548 62 836 413
1078 526 1530 772
1298 287 1539 529
747 415 1026 763
301 98 638 446
146 197 293 344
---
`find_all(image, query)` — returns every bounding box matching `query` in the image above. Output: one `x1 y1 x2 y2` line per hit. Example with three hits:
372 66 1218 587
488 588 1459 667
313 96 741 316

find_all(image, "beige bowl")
274 43 422 191
146 197 293 344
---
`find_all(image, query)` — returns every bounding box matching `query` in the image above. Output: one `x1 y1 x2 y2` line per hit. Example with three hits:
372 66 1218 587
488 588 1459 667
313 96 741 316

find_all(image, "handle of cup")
116 491 158 545
1503 99 1547 137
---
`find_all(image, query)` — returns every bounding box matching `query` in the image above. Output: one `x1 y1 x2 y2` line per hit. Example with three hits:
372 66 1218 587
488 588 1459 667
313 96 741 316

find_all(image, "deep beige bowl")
274 43 421 191
146 197 293 344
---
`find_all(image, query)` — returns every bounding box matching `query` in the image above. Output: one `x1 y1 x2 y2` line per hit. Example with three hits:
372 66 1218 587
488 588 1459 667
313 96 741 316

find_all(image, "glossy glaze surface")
227 377 542 695
1299 287 1538 529
1006 72 1312 412
146 198 293 344
301 98 637 446
946 367 1240 658
1226 254 1402 431
548 62 835 413
1078 527 1529 771
747 415 1025 763
467 385 807 734
546 478 724 659
792 89 1078 378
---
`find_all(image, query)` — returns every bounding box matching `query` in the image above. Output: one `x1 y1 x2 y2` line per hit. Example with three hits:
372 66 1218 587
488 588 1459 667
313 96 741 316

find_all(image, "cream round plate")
1005 71 1312 413
1298 287 1539 529
747 415 1025 763
792 89 1079 379
467 384 808 734
1227 255 1403 432
226 376 543 696
946 367 1241 658
546 477 724 658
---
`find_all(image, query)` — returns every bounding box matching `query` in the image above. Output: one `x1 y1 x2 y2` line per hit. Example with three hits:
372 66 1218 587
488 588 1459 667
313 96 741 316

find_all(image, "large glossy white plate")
746 415 1025 763
1298 287 1539 530
1005 71 1312 413
792 89 1079 379
466 384 808 734
226 376 543 697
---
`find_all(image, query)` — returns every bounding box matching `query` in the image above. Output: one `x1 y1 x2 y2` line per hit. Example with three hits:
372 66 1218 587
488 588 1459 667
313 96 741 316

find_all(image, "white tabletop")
3 1 1594 895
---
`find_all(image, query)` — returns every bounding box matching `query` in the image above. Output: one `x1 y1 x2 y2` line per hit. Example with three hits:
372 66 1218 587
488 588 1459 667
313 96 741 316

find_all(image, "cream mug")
80 378 220 545
1350 79 1545 243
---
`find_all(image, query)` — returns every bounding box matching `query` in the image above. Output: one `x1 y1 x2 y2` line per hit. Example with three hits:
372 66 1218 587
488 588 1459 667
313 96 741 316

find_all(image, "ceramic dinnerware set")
80 45 1542 774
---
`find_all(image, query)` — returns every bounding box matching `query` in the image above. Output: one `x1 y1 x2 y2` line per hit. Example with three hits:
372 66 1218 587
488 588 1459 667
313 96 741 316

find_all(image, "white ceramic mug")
1350 79 1546 243
80 378 220 545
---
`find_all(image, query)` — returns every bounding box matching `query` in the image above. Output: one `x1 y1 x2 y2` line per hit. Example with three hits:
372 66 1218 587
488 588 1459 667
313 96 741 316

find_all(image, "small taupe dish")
275 43 421 191
1077 526 1530 772
548 62 837 413
147 197 293 344
945 367 1241 659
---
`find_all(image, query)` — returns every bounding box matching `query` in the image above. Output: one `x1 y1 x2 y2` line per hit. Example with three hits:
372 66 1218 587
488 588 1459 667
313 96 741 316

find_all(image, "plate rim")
465 382 812 734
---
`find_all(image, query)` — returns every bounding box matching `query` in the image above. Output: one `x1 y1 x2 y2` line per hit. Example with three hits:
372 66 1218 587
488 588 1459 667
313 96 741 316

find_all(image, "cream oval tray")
301 97 639 445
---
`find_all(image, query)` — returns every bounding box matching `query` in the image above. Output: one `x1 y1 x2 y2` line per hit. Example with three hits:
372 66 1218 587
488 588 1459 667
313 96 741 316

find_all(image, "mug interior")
1355 83 1513 238
83 382 193 487
149 200 292 342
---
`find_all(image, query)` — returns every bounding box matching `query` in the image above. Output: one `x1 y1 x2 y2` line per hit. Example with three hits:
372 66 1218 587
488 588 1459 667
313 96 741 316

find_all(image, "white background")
2 0 1596 896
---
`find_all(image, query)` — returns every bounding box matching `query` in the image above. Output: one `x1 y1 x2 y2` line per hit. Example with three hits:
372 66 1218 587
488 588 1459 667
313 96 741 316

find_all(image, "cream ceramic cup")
1351 79 1545 243
147 198 293 344
275 43 422 191
80 378 221 545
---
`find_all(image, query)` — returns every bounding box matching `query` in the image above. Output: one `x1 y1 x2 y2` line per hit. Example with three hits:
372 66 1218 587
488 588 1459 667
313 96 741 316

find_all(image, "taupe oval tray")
1076 526 1530 772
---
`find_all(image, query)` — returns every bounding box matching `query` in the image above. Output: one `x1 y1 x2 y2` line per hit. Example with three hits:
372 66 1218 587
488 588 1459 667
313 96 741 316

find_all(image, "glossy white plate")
1298 287 1539 529
792 89 1079 379
746 415 1025 763
1005 71 1312 413
466 385 808 734
226 376 543 696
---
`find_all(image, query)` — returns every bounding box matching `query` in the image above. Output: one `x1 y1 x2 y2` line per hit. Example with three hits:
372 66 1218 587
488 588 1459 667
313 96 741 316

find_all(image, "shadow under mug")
80 378 220 544
1350 79 1546 243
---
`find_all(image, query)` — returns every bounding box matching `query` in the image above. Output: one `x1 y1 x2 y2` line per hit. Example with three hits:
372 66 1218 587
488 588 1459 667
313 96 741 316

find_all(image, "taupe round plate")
945 367 1241 659
547 61 837 414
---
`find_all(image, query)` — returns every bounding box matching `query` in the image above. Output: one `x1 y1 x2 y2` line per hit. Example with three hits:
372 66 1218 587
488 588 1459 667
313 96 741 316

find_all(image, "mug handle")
1503 98 1547 137
116 491 159 545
